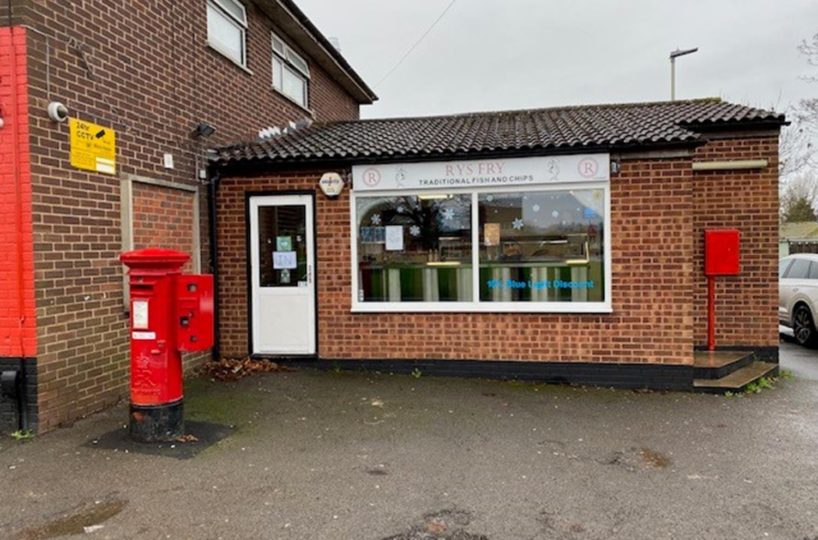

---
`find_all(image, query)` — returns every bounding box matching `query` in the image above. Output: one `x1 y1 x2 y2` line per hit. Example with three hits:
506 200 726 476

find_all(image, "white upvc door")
249 194 316 355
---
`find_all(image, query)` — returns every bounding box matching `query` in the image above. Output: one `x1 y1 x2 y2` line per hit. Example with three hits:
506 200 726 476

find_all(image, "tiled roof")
213 98 785 165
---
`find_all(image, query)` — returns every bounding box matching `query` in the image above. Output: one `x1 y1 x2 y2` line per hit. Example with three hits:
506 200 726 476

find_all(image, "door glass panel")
257 205 307 287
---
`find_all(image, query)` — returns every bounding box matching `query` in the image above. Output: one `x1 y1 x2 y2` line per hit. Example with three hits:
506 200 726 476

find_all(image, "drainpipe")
207 167 222 360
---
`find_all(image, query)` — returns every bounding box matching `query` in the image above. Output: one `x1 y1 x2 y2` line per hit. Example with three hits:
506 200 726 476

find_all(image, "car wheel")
793 304 818 347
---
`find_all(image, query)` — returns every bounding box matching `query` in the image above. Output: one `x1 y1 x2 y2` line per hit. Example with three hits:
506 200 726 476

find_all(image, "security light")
192 122 216 139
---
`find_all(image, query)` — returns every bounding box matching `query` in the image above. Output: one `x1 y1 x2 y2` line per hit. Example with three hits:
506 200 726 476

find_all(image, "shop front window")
478 189 605 303
350 157 611 313
356 194 472 302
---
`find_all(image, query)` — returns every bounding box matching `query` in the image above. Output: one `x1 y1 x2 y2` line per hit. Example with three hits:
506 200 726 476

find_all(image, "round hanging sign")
319 172 344 198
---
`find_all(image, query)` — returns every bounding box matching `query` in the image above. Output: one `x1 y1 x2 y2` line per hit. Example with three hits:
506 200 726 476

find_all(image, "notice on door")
276 236 292 251
273 251 297 269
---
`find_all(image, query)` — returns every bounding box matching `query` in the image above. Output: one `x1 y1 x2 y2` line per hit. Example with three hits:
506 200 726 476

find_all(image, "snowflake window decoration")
409 225 421 237
512 217 524 230
371 214 381 225
441 208 455 221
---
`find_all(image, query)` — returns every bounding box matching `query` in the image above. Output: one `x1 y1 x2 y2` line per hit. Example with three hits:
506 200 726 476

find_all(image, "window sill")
272 86 314 118
350 302 613 314
207 42 253 76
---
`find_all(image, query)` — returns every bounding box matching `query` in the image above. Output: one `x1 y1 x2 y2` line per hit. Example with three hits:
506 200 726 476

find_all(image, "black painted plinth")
129 399 183 442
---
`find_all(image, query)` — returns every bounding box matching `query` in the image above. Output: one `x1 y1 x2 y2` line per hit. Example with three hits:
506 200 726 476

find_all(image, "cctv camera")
47 101 69 123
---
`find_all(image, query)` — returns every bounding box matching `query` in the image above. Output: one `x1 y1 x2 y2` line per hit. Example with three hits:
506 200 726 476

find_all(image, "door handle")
307 264 312 285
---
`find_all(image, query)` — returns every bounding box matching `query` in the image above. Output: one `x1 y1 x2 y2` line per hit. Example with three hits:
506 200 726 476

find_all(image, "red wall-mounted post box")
176 274 214 352
120 248 214 442
704 229 740 276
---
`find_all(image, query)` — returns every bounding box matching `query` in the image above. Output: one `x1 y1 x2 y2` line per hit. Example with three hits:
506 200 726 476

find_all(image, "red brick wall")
131 183 197 271
0 27 36 359
217 157 695 365
692 134 780 348
16 0 363 431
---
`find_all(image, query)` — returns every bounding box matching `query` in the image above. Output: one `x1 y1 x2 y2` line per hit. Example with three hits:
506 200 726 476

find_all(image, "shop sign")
319 172 344 197
352 154 609 192
69 118 116 175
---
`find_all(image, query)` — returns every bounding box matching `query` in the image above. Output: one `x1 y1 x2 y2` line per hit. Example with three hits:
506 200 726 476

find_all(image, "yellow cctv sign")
69 118 116 175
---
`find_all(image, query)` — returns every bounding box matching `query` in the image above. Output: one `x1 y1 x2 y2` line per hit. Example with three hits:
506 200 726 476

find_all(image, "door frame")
245 190 318 358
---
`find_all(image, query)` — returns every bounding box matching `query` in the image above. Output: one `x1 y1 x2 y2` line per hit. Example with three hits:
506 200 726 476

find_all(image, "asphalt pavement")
1 350 817 539
780 326 818 380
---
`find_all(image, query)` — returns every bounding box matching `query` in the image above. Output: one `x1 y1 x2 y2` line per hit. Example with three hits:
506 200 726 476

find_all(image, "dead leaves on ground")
203 357 295 382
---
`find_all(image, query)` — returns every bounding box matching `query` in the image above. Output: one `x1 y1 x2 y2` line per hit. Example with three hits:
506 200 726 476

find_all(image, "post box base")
129 399 183 442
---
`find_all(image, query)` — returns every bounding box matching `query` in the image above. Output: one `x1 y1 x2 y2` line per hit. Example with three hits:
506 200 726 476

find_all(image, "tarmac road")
780 326 818 381
1 352 817 539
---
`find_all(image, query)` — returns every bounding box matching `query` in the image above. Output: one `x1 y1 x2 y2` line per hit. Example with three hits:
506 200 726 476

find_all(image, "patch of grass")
411 368 423 379
778 369 794 380
744 375 777 394
10 429 34 441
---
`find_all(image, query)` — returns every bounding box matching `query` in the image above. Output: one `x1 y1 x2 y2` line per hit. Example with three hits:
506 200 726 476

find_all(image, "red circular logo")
362 168 381 187
578 158 599 178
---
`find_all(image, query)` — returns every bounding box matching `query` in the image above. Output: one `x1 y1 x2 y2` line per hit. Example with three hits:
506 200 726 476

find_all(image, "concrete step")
693 361 778 393
693 350 755 380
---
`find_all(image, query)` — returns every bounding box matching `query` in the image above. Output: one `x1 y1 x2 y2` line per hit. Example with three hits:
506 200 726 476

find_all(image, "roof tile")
214 98 784 165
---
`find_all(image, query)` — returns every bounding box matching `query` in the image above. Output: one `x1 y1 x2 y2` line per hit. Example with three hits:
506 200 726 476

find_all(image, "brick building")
211 100 785 390
0 2 787 435
0 0 376 433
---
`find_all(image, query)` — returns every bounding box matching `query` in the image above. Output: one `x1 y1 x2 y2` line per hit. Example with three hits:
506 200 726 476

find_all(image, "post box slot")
131 283 155 291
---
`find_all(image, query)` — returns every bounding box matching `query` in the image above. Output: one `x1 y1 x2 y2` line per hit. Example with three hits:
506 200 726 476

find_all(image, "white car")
779 253 818 346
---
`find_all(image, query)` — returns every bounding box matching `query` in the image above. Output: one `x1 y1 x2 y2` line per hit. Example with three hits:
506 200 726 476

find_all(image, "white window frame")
349 182 612 314
207 0 248 68
272 32 310 108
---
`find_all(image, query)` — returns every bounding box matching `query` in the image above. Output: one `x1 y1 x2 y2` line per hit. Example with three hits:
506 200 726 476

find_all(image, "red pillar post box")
120 248 213 442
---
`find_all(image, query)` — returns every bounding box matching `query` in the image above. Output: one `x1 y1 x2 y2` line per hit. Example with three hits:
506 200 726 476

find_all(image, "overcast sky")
298 0 818 120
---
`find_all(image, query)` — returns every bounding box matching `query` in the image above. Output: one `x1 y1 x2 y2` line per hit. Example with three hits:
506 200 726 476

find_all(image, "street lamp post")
670 47 698 101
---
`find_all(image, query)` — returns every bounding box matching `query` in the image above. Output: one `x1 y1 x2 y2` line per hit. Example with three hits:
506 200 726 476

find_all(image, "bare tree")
782 33 818 178
780 119 815 177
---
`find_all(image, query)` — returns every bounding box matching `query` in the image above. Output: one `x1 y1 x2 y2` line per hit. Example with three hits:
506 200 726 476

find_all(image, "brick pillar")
0 26 37 432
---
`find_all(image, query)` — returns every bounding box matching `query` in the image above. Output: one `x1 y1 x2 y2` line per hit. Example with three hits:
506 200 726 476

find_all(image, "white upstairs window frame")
207 0 248 68
272 32 311 109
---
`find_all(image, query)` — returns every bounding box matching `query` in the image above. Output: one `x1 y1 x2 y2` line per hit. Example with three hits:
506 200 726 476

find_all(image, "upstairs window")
272 32 310 108
207 0 248 67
